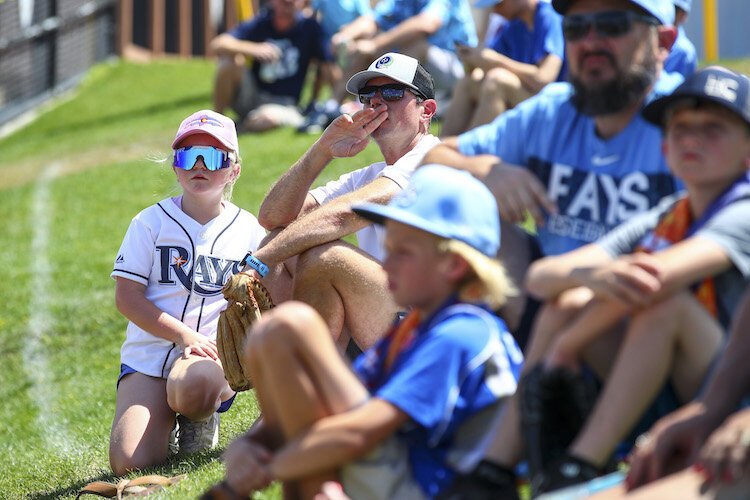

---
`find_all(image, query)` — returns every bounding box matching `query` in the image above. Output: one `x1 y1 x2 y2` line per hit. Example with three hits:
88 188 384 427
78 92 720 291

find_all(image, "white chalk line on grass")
22 162 78 455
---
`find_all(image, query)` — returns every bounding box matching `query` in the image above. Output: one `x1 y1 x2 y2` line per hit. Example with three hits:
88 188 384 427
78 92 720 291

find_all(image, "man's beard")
570 48 658 116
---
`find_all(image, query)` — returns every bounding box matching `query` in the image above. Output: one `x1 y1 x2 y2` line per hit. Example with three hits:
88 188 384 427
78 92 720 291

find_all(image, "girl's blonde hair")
437 239 517 310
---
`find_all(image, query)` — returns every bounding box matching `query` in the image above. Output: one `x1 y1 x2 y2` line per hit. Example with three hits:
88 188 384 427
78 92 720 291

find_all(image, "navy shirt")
229 9 333 102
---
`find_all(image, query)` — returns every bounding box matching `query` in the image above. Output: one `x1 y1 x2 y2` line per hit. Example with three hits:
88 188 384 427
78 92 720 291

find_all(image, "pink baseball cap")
171 109 240 154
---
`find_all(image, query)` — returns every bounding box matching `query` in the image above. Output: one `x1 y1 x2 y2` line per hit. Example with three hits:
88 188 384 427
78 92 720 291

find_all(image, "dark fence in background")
0 0 117 125
0 0 250 127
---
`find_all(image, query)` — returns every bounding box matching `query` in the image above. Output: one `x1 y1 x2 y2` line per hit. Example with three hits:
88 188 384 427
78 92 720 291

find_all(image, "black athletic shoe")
532 454 601 497
437 460 520 500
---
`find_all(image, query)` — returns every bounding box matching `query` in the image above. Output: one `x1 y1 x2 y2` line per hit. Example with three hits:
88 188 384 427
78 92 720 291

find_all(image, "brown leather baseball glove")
217 272 274 392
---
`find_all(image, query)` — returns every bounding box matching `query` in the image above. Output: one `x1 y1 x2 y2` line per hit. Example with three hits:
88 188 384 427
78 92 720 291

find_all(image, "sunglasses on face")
173 145 232 171
357 84 422 105
562 11 659 42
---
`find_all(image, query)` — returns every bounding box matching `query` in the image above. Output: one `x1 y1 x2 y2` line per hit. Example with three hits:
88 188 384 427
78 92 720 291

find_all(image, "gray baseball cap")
643 66 750 128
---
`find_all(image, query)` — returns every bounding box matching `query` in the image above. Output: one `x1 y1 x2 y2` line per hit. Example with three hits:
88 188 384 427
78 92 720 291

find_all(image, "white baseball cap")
346 52 435 100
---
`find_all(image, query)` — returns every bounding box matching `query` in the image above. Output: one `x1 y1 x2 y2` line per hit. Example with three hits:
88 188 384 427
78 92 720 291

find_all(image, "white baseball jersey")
111 196 265 378
309 134 440 261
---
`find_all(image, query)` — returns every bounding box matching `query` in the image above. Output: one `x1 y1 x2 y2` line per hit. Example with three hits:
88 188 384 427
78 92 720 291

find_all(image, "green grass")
3 56 750 499
0 58 383 499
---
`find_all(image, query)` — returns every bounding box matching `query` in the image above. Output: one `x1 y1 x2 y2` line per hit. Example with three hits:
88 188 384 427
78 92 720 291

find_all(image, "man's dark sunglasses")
357 84 423 104
562 11 659 42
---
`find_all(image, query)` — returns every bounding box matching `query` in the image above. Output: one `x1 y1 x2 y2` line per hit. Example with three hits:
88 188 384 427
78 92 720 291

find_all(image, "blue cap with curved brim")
642 66 750 128
474 0 503 8
552 0 674 26
352 164 500 257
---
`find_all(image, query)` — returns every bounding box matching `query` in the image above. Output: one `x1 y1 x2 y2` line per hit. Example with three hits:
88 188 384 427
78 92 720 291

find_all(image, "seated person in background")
330 0 478 109
621 286 750 499
209 0 335 133
217 165 523 499
664 0 697 79
441 0 565 137
297 0 374 133
516 66 750 494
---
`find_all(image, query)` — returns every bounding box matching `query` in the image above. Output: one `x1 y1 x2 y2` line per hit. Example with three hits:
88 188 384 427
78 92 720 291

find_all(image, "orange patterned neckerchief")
637 197 718 317
384 310 422 373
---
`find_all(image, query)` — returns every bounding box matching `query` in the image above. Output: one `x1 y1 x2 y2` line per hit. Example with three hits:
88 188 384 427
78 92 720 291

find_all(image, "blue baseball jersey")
457 75 684 256
311 0 371 39
664 26 697 79
489 1 566 81
228 9 333 102
353 301 523 498
373 0 478 51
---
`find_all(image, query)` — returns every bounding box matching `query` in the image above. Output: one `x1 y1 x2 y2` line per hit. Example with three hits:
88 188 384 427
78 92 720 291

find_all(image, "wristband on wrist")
242 253 269 278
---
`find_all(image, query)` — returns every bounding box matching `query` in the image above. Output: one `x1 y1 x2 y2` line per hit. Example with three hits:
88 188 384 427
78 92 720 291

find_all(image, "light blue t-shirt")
664 26 697 78
489 0 566 81
373 0 478 51
354 301 523 498
311 0 371 39
458 74 684 256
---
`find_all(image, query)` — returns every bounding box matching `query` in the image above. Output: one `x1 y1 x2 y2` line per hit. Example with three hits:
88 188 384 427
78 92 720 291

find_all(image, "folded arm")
270 398 409 480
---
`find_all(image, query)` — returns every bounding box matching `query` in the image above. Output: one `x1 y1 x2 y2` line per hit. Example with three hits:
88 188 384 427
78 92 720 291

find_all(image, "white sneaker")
176 413 219 454
168 419 180 455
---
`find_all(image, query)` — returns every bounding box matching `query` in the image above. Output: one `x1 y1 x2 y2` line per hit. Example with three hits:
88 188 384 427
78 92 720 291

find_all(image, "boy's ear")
657 25 677 57
441 253 471 283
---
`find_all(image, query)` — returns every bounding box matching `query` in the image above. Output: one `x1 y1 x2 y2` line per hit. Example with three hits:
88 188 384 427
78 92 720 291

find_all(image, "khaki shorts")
341 435 426 500
234 71 304 128
424 45 465 97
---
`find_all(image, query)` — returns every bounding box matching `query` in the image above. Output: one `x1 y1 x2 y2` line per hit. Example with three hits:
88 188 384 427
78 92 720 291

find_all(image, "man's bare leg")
571 292 724 468
293 241 398 351
440 68 483 137
468 68 531 130
483 287 595 466
213 55 245 114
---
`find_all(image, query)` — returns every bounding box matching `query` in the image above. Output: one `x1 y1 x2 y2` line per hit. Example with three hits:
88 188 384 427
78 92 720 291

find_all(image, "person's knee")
628 292 692 339
295 242 349 283
482 67 518 95
110 446 166 477
246 302 326 357
167 366 220 416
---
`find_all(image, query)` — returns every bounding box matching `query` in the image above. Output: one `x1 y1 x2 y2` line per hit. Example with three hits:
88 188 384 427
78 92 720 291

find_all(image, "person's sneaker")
532 454 601 496
168 419 180 455
176 413 219 454
437 460 520 500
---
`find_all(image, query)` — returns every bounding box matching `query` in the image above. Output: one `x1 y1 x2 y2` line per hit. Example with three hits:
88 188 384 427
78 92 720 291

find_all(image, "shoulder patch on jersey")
116 254 125 264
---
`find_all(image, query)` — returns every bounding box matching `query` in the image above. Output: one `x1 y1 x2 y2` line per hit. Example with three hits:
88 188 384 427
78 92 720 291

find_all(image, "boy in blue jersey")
517 66 750 494
213 165 523 499
209 0 335 133
441 0 566 136
423 0 682 348
664 0 697 79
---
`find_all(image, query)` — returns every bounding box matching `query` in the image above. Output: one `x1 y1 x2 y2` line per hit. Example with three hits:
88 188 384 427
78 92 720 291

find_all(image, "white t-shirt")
309 134 441 261
111 197 265 378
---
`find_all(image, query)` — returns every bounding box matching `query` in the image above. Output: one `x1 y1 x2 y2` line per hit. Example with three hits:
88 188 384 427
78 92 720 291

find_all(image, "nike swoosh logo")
592 154 620 166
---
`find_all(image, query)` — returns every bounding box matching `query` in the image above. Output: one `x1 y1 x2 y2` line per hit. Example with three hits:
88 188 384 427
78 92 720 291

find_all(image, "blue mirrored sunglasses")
173 146 232 171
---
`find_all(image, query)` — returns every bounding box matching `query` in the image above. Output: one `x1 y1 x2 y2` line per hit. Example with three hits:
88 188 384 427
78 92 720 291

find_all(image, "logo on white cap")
704 75 738 103
375 56 393 69
188 115 225 128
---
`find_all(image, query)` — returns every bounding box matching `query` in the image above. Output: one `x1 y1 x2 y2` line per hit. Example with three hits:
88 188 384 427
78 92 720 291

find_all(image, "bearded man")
422 0 681 352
